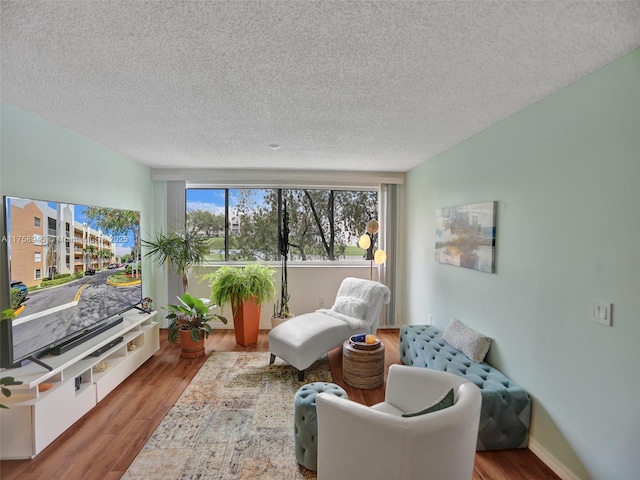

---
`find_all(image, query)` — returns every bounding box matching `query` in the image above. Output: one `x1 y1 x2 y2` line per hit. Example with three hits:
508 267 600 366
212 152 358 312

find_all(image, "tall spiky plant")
142 228 209 292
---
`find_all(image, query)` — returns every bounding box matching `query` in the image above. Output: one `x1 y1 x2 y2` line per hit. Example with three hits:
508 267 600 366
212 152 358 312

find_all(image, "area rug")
123 352 332 479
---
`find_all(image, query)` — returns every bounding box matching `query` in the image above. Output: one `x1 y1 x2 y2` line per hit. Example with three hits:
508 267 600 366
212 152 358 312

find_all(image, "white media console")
0 310 159 459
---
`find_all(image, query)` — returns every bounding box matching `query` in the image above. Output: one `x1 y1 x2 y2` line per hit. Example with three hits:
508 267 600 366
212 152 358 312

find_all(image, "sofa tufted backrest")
400 325 522 390
399 324 531 450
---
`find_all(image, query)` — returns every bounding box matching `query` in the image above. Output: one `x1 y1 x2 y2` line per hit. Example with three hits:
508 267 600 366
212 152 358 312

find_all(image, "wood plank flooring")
0 329 560 480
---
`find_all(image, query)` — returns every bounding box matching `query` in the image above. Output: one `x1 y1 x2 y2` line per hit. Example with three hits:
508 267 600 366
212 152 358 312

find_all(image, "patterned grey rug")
123 351 331 479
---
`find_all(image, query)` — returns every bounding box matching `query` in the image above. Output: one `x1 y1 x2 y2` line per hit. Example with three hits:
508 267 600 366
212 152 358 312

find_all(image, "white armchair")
316 365 482 480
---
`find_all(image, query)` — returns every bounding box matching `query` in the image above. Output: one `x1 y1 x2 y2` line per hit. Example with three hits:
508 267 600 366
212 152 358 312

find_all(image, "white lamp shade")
374 249 387 265
358 234 371 250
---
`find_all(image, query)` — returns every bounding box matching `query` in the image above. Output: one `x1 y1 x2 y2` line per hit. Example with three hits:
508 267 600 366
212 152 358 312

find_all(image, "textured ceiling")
1 1 639 173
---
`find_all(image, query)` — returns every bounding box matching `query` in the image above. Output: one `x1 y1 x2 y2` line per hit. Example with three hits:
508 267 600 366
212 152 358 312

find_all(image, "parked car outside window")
10 280 28 300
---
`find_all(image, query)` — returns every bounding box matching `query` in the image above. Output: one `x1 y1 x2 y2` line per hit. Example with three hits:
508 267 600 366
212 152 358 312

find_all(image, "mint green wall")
0 102 157 299
404 49 640 480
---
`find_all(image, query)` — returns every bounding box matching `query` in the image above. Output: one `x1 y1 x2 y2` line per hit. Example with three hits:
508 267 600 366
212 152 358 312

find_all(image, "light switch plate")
591 300 612 326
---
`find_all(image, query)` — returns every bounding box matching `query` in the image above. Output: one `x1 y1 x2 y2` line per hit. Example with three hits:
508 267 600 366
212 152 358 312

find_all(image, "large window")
186 188 378 262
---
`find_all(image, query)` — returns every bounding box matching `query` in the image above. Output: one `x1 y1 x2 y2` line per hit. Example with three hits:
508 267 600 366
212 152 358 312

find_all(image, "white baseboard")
528 436 580 480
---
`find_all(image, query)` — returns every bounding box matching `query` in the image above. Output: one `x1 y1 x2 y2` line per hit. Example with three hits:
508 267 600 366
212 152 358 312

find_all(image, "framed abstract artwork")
435 201 496 273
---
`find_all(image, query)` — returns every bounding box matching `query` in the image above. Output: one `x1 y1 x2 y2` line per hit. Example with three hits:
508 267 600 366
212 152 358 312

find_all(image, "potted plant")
206 264 276 346
0 376 23 409
166 293 227 358
142 228 209 293
271 196 294 328
1 309 23 408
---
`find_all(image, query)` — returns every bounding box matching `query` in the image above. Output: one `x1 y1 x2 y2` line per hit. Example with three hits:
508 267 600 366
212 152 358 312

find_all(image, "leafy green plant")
142 228 209 292
1 309 23 408
40 273 77 288
124 262 141 275
206 264 276 311
1 376 23 409
166 293 227 344
10 288 23 309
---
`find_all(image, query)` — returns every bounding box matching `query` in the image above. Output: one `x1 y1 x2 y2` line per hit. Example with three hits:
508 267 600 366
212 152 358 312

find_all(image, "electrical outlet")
591 300 612 326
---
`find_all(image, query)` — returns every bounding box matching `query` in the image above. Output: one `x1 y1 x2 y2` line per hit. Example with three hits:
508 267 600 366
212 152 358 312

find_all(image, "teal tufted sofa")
399 324 530 450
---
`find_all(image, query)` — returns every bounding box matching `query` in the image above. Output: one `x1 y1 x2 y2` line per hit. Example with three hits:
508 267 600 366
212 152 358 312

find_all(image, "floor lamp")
358 219 387 280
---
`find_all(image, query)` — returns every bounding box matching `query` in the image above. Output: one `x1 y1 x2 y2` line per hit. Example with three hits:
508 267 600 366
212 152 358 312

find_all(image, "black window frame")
185 186 379 264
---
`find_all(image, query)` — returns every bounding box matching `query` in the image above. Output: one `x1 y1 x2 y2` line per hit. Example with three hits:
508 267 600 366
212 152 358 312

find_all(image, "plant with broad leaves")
165 293 227 344
1 376 23 409
1 309 24 408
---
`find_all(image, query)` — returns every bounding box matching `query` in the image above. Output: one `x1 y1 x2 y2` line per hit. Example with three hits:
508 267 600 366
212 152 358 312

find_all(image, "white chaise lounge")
268 277 391 380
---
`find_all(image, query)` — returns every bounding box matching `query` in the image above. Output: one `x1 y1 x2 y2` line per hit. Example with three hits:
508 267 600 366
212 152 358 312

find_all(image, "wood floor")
0 329 560 480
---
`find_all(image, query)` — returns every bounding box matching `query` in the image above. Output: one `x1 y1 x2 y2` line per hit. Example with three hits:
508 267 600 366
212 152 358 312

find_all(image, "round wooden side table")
342 339 385 389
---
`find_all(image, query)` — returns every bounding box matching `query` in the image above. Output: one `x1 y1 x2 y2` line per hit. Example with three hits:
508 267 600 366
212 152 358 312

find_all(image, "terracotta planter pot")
178 328 205 358
232 297 261 346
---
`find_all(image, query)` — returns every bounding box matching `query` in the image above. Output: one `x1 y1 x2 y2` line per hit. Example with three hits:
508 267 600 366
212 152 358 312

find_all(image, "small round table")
342 339 385 389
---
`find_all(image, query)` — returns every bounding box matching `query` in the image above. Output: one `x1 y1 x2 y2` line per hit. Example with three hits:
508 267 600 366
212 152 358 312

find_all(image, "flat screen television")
1 195 142 369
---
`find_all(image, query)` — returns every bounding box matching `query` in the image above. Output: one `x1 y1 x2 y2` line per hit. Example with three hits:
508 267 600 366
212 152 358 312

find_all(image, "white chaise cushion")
268 311 353 371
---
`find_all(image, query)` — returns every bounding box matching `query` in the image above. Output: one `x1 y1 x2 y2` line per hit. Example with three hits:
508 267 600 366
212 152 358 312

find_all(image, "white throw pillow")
331 296 368 319
442 318 492 363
